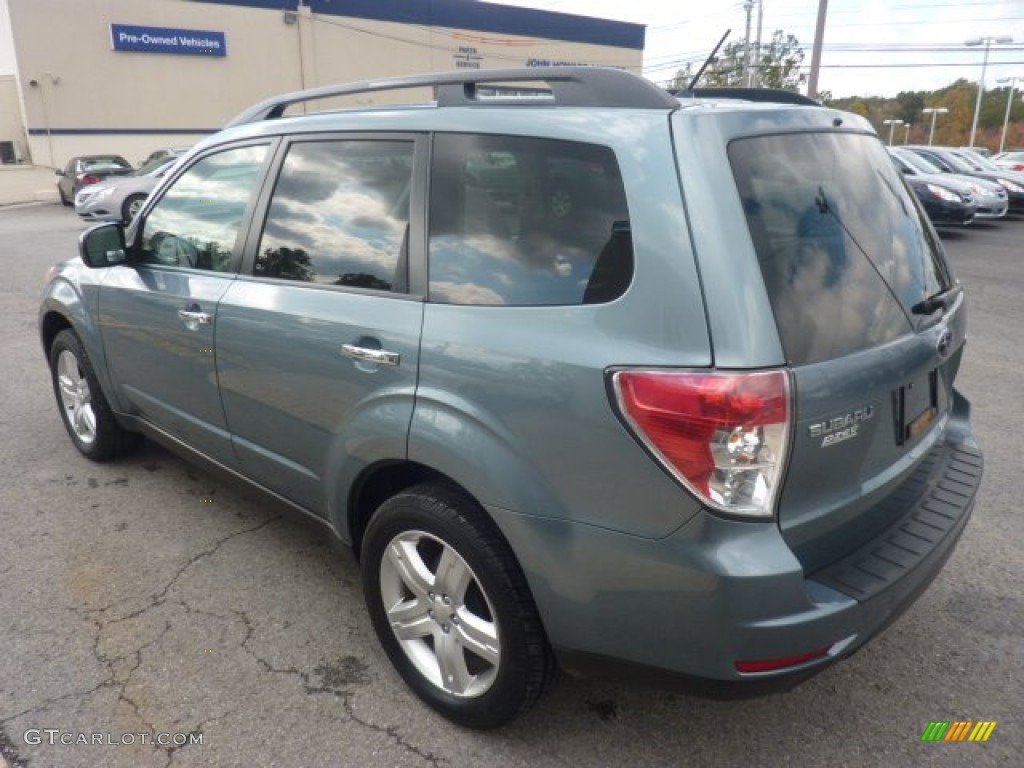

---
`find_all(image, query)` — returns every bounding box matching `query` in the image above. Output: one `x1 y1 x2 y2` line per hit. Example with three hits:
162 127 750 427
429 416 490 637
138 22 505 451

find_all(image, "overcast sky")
496 0 1024 97
2 1 1023 98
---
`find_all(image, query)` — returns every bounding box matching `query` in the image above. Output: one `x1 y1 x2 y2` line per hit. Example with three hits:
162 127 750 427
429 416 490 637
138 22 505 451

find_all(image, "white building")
0 0 645 167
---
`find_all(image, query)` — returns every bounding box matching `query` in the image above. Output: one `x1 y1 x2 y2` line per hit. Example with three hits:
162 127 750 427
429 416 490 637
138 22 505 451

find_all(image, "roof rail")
673 87 820 107
226 67 679 128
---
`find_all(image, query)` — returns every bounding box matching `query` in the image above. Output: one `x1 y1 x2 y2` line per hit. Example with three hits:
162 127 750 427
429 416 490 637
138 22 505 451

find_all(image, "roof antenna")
686 29 731 91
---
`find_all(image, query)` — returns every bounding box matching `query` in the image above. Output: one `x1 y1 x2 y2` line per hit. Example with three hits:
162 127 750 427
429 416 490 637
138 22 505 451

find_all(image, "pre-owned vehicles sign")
110 24 226 57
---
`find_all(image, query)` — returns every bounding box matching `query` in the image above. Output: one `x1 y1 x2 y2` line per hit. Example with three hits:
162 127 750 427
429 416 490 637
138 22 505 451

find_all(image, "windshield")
956 149 999 170
82 156 130 171
935 151 974 173
729 132 953 365
133 156 175 177
895 149 943 174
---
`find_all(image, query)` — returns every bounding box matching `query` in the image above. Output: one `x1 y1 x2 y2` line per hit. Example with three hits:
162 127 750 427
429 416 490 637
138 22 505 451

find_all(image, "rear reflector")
735 646 831 674
611 370 791 519
80 175 101 185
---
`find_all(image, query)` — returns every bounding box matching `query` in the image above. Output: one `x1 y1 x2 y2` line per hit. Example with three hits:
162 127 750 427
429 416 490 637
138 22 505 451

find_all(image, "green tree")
671 30 806 92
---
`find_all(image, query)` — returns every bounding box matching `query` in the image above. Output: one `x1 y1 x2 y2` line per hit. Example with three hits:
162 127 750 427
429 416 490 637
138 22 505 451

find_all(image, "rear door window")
729 132 953 365
428 134 632 305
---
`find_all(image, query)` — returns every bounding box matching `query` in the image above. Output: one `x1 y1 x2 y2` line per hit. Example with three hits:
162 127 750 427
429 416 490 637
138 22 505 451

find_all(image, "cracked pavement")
1 205 1021 767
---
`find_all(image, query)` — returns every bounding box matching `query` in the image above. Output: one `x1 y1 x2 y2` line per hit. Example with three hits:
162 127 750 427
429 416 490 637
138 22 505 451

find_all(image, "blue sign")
110 24 226 57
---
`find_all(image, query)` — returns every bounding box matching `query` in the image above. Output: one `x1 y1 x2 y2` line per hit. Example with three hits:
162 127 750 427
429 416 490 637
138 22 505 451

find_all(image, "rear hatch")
727 130 964 572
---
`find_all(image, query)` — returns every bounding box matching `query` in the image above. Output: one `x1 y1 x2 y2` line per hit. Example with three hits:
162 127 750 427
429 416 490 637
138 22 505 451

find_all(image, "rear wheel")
49 329 140 461
122 193 146 223
361 483 553 728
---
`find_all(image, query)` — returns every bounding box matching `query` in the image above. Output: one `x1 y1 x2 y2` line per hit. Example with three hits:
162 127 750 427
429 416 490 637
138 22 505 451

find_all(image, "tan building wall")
6 0 642 167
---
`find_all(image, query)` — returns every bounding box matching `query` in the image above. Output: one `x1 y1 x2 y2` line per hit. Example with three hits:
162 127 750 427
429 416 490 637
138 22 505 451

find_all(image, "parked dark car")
39 68 982 728
889 149 976 226
901 174 976 227
891 147 1007 219
905 145 1024 213
56 155 133 206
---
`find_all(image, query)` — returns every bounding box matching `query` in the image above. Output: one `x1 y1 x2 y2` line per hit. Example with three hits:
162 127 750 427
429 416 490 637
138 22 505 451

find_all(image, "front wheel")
122 193 146 223
361 483 553 728
49 329 140 461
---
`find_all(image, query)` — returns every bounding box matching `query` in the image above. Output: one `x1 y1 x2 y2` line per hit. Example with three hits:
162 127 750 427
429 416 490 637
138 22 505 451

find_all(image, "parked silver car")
74 152 184 223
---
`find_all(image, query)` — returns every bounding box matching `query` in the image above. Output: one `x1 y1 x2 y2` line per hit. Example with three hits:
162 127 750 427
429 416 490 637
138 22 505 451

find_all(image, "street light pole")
966 35 1013 149
903 123 912 145
883 119 904 146
922 107 949 146
997 76 1022 154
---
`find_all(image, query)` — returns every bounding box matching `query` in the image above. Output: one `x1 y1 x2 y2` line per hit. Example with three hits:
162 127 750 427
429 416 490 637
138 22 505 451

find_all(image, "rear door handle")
341 344 400 367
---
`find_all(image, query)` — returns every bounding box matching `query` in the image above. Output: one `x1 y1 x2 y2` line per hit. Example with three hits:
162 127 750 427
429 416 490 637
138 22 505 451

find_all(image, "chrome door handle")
341 344 400 367
177 309 212 331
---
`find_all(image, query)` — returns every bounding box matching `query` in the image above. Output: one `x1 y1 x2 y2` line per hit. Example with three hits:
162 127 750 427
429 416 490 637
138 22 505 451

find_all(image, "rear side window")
730 132 952 365
256 140 414 291
428 134 632 306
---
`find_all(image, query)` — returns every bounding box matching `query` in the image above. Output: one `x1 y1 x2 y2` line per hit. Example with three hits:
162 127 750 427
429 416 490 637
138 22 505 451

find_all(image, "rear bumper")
492 401 982 688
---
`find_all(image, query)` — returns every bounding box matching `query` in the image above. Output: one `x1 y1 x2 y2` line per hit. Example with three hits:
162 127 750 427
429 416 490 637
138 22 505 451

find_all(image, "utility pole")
752 0 764 88
807 0 828 100
743 1 754 87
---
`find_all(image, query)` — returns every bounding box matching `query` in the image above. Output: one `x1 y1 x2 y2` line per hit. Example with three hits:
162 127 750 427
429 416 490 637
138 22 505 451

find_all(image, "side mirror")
55 169 63 177
79 223 128 268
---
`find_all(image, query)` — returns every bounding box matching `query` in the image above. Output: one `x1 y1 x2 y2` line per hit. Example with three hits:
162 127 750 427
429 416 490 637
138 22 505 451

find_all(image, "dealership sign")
110 24 226 57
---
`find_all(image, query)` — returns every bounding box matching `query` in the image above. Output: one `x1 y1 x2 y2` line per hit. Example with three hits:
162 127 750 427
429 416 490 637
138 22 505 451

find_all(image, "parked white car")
74 151 184 223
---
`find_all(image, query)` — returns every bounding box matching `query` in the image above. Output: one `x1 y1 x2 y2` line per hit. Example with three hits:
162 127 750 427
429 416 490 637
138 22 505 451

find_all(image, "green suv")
39 68 983 728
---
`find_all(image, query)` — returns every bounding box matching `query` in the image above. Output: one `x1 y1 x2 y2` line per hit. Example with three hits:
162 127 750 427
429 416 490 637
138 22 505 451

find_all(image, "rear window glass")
729 132 952 365
428 134 632 306
82 156 131 170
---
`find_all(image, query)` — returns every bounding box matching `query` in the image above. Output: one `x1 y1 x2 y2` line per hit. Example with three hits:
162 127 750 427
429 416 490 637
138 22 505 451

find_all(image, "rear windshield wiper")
912 284 962 315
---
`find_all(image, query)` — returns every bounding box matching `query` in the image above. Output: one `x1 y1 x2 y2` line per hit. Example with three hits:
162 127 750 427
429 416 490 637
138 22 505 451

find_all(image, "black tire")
361 483 553 728
121 193 146 223
49 329 141 461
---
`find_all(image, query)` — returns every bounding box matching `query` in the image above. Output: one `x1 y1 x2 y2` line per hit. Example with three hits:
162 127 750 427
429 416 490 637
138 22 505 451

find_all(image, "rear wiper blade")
912 284 962 315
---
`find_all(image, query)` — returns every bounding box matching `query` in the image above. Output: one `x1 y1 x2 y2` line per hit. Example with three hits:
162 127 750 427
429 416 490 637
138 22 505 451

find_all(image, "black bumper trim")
809 444 982 601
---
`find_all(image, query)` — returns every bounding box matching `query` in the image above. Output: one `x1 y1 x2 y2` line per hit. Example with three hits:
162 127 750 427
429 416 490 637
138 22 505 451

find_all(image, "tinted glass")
141 145 268 272
896 150 943 174
256 141 413 291
429 134 632 306
730 132 952 365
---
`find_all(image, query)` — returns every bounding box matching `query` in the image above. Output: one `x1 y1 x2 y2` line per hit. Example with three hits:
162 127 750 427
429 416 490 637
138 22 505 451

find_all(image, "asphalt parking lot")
0 203 1020 768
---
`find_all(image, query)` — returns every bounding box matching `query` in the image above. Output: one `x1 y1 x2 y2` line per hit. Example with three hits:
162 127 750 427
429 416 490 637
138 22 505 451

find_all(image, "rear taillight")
80 174 101 185
611 370 791 519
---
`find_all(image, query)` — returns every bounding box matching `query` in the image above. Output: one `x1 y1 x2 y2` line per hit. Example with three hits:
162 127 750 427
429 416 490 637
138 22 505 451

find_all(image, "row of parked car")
55 148 188 223
891 145 1024 228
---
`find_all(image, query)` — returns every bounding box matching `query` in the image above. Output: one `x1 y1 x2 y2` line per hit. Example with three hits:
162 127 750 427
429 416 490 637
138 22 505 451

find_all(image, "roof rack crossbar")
672 87 820 107
226 67 679 127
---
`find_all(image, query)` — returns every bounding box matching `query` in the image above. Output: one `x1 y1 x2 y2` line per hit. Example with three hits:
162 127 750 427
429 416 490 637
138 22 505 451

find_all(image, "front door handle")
341 344 400 367
177 307 212 332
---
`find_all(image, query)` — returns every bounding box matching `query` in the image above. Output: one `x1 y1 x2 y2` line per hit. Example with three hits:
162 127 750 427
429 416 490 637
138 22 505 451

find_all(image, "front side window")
140 144 268 272
255 140 414 291
428 134 632 306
